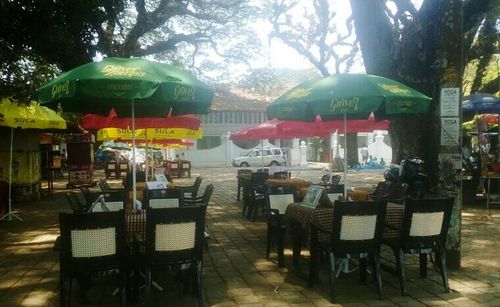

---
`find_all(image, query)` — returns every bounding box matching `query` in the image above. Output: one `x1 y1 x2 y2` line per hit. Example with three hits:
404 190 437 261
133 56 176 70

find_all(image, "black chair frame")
383 197 454 296
59 211 128 307
175 176 203 200
144 206 206 307
143 187 184 208
309 200 387 302
242 172 268 221
262 185 298 267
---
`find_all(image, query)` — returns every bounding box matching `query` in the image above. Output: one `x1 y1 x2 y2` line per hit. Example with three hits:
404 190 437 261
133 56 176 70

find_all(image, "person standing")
361 145 369 165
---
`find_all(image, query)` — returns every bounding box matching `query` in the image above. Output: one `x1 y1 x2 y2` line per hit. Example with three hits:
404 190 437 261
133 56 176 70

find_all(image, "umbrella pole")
144 129 149 181
131 101 137 211
343 113 348 198
0 128 22 221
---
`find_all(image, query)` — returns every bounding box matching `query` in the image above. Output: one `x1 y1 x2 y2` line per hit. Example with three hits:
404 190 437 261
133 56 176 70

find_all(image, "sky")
252 0 361 74
251 0 423 75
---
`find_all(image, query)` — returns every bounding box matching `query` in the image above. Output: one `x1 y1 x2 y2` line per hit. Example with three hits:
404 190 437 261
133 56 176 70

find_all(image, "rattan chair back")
399 197 454 251
330 200 387 254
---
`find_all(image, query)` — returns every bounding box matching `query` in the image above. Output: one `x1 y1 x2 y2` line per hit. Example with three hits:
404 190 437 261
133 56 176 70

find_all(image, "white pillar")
367 132 374 146
225 131 232 166
299 140 307 166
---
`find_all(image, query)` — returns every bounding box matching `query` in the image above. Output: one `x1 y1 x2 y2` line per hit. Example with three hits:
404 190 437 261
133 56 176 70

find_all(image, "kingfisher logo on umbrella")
101 65 146 77
377 83 412 94
51 81 70 99
174 86 196 100
330 97 360 113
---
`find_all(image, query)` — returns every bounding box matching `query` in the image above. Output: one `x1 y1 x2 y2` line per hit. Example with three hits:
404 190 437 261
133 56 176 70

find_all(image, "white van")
232 148 286 167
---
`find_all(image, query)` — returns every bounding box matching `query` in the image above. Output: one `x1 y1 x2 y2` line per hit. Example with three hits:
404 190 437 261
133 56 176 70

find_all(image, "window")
249 151 259 157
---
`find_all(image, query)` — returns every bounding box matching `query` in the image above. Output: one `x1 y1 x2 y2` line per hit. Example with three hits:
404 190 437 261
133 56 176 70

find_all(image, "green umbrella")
267 74 430 121
267 73 431 196
38 57 213 208
38 57 213 117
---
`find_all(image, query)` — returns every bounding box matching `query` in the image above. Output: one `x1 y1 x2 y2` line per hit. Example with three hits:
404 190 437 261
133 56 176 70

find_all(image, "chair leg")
328 252 337 302
120 269 127 307
373 253 384 300
196 260 203 307
59 271 72 307
437 245 450 293
395 249 407 296
145 266 152 307
359 255 367 284
308 233 318 288
266 223 273 259
291 222 302 270
419 252 428 278
277 226 286 268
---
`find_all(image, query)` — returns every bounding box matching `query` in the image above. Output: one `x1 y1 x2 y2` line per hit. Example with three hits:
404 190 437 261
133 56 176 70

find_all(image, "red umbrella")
81 109 200 130
279 115 389 134
230 119 325 141
231 116 388 141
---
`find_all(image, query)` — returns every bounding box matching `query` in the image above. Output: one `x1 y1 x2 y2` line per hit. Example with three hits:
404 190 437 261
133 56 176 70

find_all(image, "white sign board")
155 174 168 182
440 88 460 117
146 181 168 190
441 117 460 146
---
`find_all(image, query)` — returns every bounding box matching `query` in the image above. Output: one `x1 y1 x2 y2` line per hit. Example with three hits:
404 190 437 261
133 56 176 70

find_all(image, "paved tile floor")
0 166 499 306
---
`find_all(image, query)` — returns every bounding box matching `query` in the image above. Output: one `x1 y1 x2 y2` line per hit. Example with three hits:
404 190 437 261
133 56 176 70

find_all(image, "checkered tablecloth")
285 202 404 243
125 210 146 244
285 203 334 243
383 202 404 240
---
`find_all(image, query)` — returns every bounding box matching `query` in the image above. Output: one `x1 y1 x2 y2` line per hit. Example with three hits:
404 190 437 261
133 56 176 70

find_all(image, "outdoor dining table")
265 178 313 199
284 202 404 269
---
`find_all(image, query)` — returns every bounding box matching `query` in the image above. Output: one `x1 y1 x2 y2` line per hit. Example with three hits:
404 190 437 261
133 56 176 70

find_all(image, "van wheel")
240 162 249 167
270 161 279 166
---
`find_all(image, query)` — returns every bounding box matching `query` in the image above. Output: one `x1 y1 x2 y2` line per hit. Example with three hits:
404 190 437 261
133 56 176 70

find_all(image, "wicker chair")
183 184 214 208
242 172 268 221
175 176 203 200
309 200 387 302
263 185 297 267
58 211 128 307
66 191 90 214
184 184 214 248
80 186 126 210
144 187 184 208
144 206 206 307
237 169 253 201
97 179 128 202
323 184 345 203
382 197 454 296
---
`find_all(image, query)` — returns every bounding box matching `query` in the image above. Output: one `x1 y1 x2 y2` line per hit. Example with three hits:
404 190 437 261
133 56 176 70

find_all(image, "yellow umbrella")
0 98 67 129
0 98 66 221
96 127 203 141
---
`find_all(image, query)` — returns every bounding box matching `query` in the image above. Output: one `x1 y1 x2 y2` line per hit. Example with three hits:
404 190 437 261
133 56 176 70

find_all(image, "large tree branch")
133 32 211 56
350 0 395 76
463 0 499 60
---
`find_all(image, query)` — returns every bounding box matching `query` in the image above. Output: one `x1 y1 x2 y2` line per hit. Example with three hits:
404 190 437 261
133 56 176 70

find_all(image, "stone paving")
0 165 499 306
